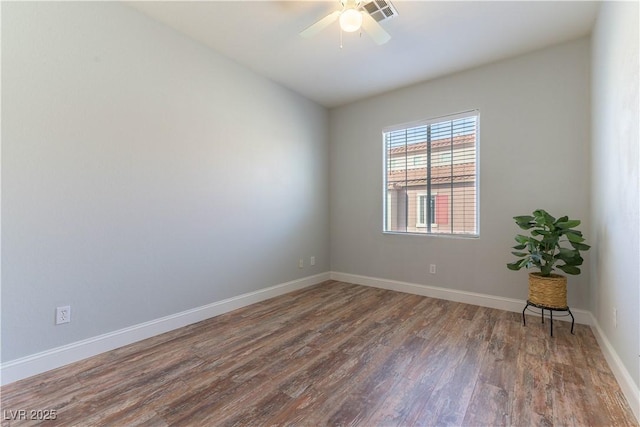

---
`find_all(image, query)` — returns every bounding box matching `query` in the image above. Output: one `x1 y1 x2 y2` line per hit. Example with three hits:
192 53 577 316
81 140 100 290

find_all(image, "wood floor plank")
1 281 637 427
511 351 555 426
462 381 511 426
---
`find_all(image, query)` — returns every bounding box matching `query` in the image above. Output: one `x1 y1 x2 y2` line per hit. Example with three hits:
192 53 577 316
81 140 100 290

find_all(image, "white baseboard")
590 315 640 421
330 271 591 324
0 272 330 386
330 271 638 424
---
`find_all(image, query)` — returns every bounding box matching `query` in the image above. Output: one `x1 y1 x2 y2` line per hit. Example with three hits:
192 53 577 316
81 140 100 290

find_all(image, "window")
383 110 479 236
416 194 436 228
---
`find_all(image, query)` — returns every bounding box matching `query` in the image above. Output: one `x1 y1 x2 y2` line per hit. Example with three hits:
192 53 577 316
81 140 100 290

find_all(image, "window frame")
382 110 480 238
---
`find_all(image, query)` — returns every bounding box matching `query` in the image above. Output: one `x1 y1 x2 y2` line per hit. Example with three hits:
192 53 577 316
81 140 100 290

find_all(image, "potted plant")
507 209 590 309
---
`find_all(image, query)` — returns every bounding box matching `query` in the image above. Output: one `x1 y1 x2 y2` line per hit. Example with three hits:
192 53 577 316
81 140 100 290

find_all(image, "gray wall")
1 2 329 362
329 39 591 308
591 1 640 390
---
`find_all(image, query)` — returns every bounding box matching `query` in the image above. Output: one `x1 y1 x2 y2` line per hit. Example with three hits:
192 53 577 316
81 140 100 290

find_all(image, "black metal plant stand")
522 300 575 337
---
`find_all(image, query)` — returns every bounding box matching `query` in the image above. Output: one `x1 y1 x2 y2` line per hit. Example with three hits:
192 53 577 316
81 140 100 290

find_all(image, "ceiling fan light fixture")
339 9 363 32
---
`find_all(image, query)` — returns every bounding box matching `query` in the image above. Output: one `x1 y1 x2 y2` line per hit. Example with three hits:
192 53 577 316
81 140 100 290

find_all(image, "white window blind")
383 111 479 236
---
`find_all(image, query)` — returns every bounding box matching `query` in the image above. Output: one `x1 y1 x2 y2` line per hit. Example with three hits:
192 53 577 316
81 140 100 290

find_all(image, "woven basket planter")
528 272 567 309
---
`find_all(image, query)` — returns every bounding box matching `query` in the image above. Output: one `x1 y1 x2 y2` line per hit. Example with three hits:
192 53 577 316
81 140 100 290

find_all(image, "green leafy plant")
507 209 590 276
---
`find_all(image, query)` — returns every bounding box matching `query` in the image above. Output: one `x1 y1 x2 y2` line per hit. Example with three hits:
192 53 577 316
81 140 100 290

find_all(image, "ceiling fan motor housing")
341 0 362 10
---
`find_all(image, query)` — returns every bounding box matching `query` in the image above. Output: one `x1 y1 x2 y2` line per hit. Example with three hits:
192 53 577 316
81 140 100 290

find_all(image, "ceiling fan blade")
361 12 391 45
300 10 341 38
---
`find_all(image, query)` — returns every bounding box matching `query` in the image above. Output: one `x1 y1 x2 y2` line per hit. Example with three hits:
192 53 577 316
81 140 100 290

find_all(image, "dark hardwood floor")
1 281 637 426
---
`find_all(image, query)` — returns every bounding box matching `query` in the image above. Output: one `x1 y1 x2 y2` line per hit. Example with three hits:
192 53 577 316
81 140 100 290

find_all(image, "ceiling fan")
300 0 395 45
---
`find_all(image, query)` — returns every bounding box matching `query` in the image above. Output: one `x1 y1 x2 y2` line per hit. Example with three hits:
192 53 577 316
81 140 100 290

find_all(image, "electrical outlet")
429 264 436 274
56 306 71 325
310 256 316 266
298 258 304 269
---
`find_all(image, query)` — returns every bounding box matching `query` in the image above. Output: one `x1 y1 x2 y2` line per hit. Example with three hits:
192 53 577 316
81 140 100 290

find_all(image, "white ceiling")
127 1 599 108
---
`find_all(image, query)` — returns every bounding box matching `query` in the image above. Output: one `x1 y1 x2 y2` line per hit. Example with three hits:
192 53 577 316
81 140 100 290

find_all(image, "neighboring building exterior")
385 126 477 235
